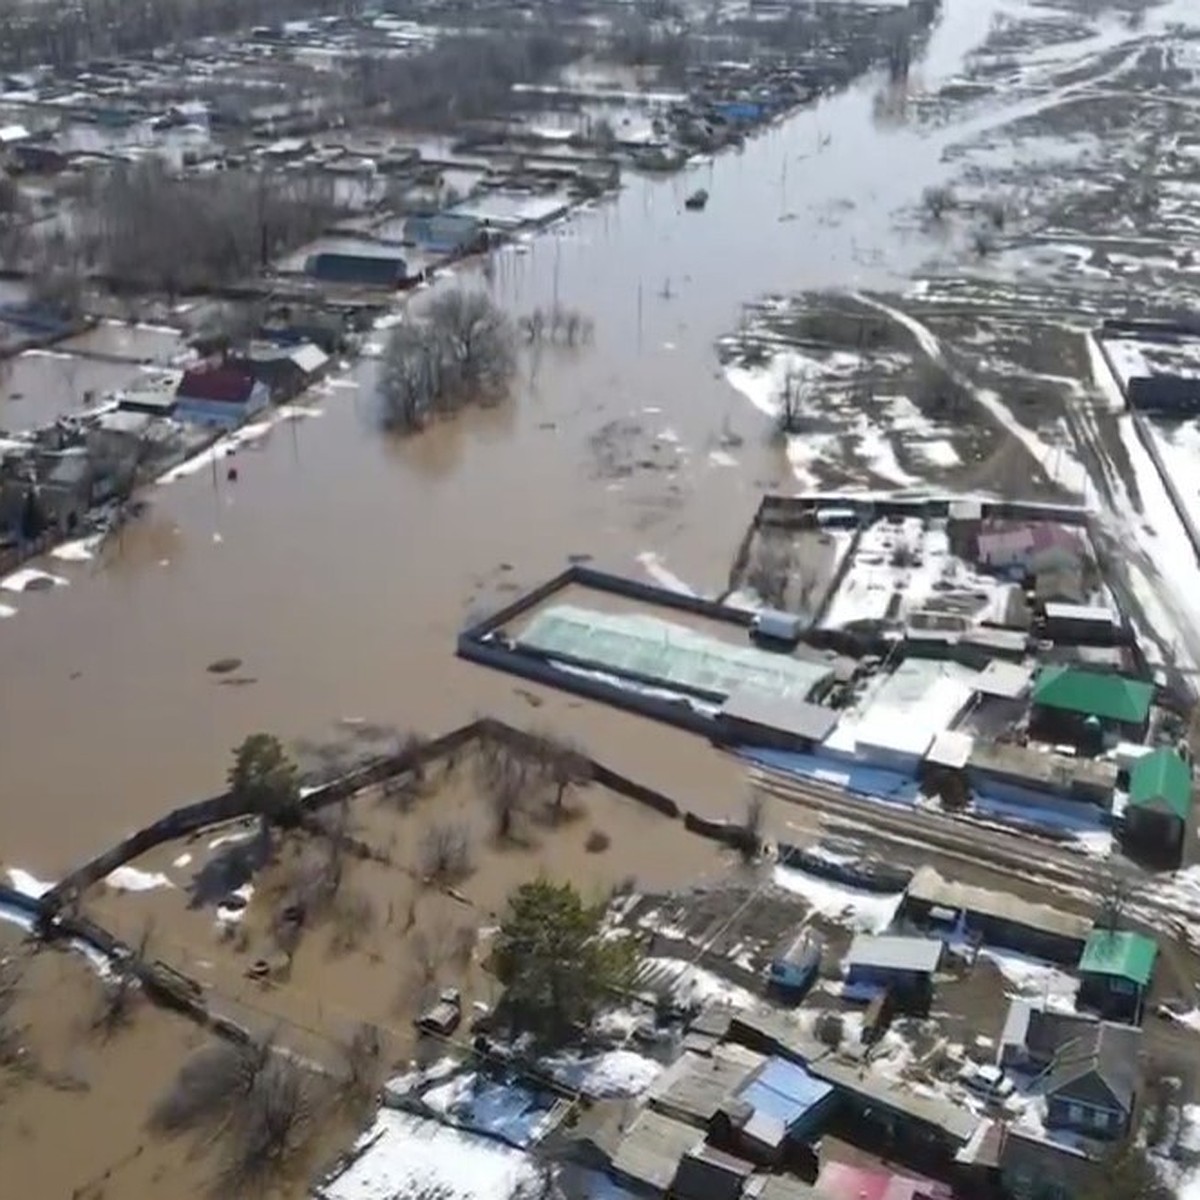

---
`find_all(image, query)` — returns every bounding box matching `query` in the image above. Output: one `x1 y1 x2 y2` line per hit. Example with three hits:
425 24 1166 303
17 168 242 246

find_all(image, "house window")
1067 1103 1085 1126
1092 1107 1112 1132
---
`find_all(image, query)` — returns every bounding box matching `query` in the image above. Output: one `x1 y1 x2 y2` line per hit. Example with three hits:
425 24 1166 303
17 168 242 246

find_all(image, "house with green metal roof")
1076 929 1157 1024
1125 748 1192 864
1030 666 1154 747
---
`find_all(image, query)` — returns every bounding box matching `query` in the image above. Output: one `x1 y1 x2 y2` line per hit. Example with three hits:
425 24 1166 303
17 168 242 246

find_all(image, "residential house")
998 1000 1100 1074
231 342 329 401
716 1056 837 1163
814 1161 954 1200
1124 747 1191 863
1042 1020 1141 1139
843 935 944 1013
1076 929 1157 1023
36 449 92 531
305 250 408 288
976 521 1083 578
174 364 269 428
1029 665 1153 747
902 867 1092 965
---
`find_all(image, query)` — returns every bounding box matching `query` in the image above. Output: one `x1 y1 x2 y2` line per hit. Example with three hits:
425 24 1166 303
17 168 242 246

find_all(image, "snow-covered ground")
635 956 761 1011
104 865 173 892
771 864 902 934
543 1048 663 1099
318 1110 542 1200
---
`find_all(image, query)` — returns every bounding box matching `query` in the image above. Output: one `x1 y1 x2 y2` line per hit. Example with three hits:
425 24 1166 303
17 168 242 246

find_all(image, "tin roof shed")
1128 748 1191 821
1078 929 1157 987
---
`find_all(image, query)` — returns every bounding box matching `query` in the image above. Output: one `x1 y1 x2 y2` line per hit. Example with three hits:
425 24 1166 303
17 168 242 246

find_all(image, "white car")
958 1062 1015 1103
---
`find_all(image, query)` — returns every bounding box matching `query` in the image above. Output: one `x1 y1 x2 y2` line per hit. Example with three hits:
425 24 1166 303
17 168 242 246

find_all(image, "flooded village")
5 0 1200 1197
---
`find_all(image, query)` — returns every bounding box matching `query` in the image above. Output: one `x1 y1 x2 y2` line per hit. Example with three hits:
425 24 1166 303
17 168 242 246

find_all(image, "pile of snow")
320 1110 541 1200
105 865 173 892
772 866 902 934
637 957 759 1011
50 534 104 563
544 1048 663 1099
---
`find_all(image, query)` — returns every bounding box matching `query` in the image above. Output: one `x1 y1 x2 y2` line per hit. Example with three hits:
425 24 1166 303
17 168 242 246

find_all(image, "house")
1042 1020 1141 1139
231 341 329 401
607 1108 703 1194
717 1056 837 1162
1124 747 1191 862
174 364 269 428
843 935 943 1012
902 867 1091 965
1029 665 1153 747
983 1124 1097 1200
814 1161 954 1200
999 1000 1100 1074
767 927 823 995
305 250 408 288
976 521 1083 577
716 688 839 753
1076 929 1157 1023
36 449 92 531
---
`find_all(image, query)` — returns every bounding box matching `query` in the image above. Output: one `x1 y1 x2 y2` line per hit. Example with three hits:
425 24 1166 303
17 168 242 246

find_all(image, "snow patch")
635 551 697 597
1 567 69 593
105 865 174 892
544 1049 662 1098
50 533 104 562
7 868 54 898
771 866 902 933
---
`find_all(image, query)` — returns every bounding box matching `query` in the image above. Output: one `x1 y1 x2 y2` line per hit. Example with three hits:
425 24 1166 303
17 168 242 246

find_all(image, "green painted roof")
1078 929 1158 986
1031 666 1153 724
1129 748 1192 821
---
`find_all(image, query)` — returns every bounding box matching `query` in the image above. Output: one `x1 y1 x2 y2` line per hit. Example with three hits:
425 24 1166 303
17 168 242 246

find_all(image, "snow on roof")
926 729 974 769
317 1110 541 1200
974 660 1034 700
288 342 329 375
850 659 978 760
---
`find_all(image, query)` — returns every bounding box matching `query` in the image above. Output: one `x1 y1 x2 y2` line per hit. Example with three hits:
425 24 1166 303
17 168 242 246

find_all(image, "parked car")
415 988 462 1037
958 1062 1015 1103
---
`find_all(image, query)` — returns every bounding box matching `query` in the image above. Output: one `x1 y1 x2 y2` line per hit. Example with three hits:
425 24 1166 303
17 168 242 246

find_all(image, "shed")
843 934 944 1011
732 1057 836 1150
670 1144 754 1200
608 1109 701 1194
1125 748 1191 863
306 250 408 288
1043 602 1121 646
768 927 823 994
717 687 839 752
903 867 1091 964
1077 929 1157 1023
647 1046 764 1128
967 741 1116 810
925 730 974 770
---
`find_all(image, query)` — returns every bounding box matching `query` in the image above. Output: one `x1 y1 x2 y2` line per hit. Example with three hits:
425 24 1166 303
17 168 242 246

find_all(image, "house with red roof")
174 361 269 428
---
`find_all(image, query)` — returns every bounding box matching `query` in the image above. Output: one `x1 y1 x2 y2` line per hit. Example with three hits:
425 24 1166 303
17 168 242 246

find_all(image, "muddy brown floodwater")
0 0 1135 877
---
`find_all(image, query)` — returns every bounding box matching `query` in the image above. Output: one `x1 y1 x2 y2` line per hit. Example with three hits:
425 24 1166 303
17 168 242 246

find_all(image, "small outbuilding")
843 934 944 1013
1124 747 1191 863
719 1056 837 1162
768 927 823 995
1041 602 1122 646
717 687 839 752
1076 929 1157 1024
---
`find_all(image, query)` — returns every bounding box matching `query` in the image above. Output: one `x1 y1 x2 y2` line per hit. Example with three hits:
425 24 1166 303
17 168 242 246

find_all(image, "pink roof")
817 1162 954 1200
177 363 257 404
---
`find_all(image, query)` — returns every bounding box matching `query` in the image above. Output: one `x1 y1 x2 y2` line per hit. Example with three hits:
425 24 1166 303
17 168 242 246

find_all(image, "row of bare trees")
71 159 337 294
380 290 517 433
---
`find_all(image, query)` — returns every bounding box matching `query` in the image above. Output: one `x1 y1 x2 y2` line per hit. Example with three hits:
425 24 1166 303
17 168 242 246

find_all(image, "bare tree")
476 738 535 841
922 185 955 221
426 289 517 401
739 789 766 863
335 1022 382 1113
150 1033 276 1135
418 820 474 885
777 368 804 435
745 540 793 609
329 888 378 956
0 957 24 1066
380 323 441 433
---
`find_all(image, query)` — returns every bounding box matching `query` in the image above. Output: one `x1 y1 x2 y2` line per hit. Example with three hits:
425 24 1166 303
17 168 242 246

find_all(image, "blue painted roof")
738 1057 833 1128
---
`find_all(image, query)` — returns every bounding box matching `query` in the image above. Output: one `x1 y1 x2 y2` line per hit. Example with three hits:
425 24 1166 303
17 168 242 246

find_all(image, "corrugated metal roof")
1078 929 1157 986
1129 747 1191 820
1044 602 1117 625
1031 666 1152 724
647 1046 765 1127
736 1057 833 1130
845 934 943 974
610 1109 700 1192
720 688 839 742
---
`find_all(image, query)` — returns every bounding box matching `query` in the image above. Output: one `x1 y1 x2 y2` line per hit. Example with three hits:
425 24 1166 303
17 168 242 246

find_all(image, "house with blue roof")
715 1056 837 1165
